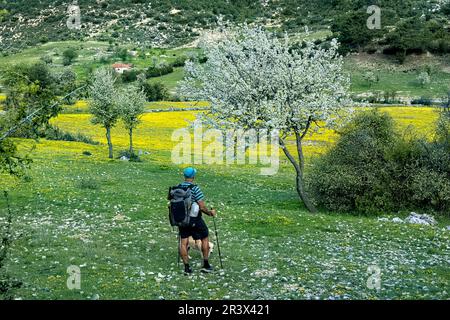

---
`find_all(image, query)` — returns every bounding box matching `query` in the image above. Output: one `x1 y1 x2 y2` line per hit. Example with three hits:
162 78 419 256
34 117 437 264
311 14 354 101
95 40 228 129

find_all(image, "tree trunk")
296 172 317 213
129 128 133 154
106 126 113 159
279 137 317 213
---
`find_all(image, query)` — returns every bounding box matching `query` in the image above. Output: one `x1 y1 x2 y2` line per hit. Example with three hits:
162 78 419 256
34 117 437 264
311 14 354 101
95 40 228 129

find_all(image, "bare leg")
180 238 189 264
201 237 210 261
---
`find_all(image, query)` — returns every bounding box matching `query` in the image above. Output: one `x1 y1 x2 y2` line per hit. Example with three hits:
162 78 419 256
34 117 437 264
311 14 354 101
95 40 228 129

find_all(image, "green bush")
44 126 99 145
77 177 100 190
117 150 142 162
121 70 140 83
307 110 396 214
145 64 174 78
307 109 450 215
172 55 187 67
140 82 169 102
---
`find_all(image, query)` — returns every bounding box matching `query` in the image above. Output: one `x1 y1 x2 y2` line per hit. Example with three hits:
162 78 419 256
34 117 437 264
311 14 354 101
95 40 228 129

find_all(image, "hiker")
169 167 217 274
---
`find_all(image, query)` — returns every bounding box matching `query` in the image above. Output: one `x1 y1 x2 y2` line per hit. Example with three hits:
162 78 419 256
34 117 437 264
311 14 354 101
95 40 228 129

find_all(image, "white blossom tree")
117 86 147 154
417 71 431 88
179 26 353 213
89 68 120 159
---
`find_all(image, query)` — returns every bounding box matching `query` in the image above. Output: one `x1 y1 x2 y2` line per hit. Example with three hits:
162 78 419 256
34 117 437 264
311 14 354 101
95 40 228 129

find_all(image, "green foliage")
77 177 100 190
417 72 431 88
43 126 99 145
117 85 147 153
120 69 140 83
307 110 450 215
362 71 378 87
139 82 169 102
172 55 188 67
331 10 381 55
40 54 53 65
0 139 32 177
1 62 74 138
1 0 449 57
117 86 147 131
307 110 396 214
88 67 120 158
0 191 23 300
88 68 120 128
382 17 450 62
114 47 130 61
62 48 78 66
145 63 174 78
117 149 142 162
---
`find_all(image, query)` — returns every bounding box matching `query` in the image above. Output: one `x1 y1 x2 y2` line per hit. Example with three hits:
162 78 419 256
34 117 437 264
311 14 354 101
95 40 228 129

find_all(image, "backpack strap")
168 184 196 200
177 183 196 191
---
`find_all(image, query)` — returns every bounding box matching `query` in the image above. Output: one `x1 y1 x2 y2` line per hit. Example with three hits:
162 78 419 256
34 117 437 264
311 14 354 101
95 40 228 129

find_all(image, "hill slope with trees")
0 0 449 60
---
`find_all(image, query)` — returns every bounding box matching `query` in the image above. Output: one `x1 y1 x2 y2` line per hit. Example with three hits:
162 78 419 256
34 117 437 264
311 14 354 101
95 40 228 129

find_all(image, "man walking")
178 167 216 274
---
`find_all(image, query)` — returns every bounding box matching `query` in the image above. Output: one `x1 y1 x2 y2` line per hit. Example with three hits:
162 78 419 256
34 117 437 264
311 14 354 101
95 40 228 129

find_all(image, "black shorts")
179 218 209 240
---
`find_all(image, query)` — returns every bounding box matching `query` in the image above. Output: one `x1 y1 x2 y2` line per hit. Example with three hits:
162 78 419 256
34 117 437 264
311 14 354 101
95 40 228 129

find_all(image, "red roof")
112 63 133 68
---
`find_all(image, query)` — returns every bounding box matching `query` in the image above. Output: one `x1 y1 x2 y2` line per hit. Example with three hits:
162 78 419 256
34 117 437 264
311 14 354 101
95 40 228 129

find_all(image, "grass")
1 105 448 300
0 93 5 110
0 41 110 68
147 67 185 93
146 101 210 110
1 40 449 98
345 53 450 99
350 69 450 99
51 105 440 160
0 41 196 83
62 100 210 114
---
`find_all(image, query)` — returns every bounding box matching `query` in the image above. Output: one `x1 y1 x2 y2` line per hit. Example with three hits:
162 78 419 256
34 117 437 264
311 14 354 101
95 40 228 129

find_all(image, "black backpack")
168 184 195 227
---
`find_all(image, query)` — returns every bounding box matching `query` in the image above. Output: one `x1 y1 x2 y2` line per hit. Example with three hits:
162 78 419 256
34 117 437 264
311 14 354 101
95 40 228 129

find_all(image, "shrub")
44 126 99 145
307 110 396 214
145 63 174 78
121 70 139 83
362 71 378 87
411 97 433 106
140 82 169 101
77 177 100 190
40 55 53 64
117 150 142 162
172 55 187 67
62 48 78 66
307 109 450 215
417 72 431 88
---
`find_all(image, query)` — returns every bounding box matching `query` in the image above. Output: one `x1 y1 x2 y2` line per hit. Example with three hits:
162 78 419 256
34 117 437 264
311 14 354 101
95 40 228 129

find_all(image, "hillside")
1 0 449 55
1 40 449 101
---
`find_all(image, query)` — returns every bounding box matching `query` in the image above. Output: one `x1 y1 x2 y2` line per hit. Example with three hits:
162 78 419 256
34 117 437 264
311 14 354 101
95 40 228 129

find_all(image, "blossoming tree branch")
179 26 353 213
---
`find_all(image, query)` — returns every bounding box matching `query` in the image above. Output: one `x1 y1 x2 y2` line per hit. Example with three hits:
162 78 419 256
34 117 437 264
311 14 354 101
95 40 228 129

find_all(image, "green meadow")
1 106 448 300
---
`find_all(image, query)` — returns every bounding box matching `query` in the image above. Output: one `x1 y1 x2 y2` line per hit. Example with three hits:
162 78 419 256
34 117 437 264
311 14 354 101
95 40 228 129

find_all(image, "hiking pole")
212 215 223 269
177 228 181 268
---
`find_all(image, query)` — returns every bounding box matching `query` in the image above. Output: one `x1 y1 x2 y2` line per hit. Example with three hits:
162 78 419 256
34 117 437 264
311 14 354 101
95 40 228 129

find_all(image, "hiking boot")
201 263 213 273
184 264 193 275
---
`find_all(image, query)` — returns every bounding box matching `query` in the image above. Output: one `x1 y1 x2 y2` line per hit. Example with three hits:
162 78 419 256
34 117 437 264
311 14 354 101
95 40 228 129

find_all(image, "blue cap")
183 167 197 179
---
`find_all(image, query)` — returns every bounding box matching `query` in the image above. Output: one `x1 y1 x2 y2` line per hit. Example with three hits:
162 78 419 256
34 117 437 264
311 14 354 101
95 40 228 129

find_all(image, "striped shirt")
179 181 205 203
